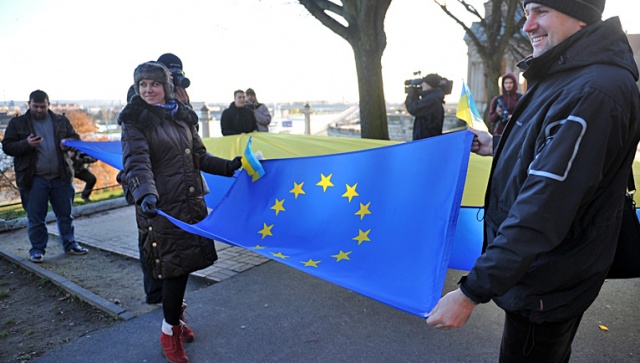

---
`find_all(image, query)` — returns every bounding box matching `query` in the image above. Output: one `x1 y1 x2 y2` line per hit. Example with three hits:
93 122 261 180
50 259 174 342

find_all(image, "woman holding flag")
118 61 242 363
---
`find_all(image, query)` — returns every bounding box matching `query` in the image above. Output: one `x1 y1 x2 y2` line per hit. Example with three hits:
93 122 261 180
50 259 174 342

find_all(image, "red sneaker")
180 302 195 343
160 325 188 363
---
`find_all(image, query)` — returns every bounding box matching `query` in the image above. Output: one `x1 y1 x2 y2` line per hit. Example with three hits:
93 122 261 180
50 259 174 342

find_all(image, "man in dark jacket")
220 90 258 136
487 72 522 135
1 90 88 263
426 1 640 361
405 73 445 140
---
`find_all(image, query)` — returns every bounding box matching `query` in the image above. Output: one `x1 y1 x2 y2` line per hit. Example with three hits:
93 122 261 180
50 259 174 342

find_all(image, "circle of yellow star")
355 202 372 220
316 173 334 192
258 223 274 239
342 183 359 202
331 250 352 262
271 198 285 216
289 181 306 199
352 229 371 245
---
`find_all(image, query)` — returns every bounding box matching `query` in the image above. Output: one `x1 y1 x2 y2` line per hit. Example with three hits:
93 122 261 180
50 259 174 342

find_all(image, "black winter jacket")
1 110 79 190
405 88 445 140
118 96 234 279
220 102 258 136
460 18 640 323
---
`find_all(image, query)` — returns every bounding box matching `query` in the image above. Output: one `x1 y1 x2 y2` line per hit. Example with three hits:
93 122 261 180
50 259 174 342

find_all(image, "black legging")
162 274 189 325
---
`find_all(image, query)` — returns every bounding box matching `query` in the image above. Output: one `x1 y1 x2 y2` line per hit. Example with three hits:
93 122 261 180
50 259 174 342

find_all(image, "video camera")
404 71 453 95
169 68 191 88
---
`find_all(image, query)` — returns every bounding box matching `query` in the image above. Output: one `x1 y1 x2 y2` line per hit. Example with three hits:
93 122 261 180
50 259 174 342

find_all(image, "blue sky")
0 0 637 104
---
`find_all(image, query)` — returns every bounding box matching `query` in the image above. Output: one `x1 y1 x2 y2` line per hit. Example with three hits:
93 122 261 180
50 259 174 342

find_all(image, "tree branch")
298 0 350 40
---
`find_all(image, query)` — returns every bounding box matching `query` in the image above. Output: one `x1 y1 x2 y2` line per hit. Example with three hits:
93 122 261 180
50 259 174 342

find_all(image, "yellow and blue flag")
159 131 474 316
241 136 265 182
456 81 487 131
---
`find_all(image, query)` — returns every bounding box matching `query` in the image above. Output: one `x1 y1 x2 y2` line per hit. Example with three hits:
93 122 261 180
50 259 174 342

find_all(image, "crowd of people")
2 0 639 361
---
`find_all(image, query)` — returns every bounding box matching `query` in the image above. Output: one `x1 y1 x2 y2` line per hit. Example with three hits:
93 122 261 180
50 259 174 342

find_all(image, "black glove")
140 194 158 218
226 156 243 175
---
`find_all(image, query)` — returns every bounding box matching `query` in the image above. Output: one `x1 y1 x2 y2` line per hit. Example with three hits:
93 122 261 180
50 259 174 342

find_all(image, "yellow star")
316 173 334 192
355 201 372 220
301 259 321 267
331 250 352 262
271 251 289 259
352 229 371 245
271 198 285 216
258 223 274 239
289 181 305 199
253 245 266 249
342 183 359 202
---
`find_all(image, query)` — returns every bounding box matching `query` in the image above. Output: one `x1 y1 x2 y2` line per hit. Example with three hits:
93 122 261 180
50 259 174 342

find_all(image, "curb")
0 245 135 321
0 197 129 232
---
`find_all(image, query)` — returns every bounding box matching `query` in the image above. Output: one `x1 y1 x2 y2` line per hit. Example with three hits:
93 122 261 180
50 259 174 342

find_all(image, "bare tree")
298 0 392 140
434 0 531 122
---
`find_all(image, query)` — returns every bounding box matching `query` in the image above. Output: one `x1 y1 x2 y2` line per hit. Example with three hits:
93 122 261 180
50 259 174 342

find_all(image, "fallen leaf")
598 324 609 331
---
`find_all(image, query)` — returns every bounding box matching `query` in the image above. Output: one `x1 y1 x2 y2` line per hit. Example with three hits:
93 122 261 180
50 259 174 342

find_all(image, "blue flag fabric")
158 131 474 316
64 140 124 170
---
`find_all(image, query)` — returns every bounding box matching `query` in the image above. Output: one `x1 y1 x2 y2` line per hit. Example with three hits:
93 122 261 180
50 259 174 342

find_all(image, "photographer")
405 73 446 140
488 72 522 135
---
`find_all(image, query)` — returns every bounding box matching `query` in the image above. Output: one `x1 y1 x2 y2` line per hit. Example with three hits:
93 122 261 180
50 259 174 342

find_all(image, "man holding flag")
427 0 640 361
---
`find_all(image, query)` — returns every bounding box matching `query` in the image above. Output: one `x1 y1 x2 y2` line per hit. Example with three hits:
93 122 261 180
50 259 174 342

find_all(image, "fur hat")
423 73 442 89
133 61 173 101
523 0 605 24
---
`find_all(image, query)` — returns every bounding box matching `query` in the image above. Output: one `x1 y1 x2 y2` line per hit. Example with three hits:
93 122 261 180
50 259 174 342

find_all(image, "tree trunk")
352 42 388 140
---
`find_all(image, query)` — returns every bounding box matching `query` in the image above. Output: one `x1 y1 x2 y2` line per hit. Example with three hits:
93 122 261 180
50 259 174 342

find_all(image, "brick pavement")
67 203 270 282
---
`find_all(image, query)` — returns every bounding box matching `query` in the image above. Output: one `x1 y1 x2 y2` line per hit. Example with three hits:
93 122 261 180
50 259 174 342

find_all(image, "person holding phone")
1 90 89 263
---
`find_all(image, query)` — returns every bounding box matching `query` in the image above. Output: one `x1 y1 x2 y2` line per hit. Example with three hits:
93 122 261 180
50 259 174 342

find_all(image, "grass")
0 289 10 298
0 186 124 221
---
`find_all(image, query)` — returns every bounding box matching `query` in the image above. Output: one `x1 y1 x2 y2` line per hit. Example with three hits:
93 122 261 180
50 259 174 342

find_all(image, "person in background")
220 90 258 136
488 72 523 135
1 90 89 263
245 88 271 132
426 1 640 361
68 147 97 202
405 73 445 140
118 61 242 363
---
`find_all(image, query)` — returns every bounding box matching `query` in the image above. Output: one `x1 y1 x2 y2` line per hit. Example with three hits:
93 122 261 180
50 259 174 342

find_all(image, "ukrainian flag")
456 81 487 131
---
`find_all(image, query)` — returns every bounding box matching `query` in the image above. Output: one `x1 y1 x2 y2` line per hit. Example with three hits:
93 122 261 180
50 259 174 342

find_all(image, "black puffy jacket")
119 97 234 279
461 18 640 323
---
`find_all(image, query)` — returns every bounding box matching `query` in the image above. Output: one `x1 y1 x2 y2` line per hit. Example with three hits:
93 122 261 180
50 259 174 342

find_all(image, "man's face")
235 92 246 107
29 100 49 120
523 3 586 58
503 78 515 92
138 79 165 105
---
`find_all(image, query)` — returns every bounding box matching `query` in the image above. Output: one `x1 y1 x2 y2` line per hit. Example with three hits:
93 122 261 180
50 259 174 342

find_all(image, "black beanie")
423 74 442 89
133 61 173 101
157 53 183 71
523 0 605 24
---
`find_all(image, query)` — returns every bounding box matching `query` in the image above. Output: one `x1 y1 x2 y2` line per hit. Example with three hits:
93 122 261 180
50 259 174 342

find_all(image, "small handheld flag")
242 136 265 182
456 81 487 131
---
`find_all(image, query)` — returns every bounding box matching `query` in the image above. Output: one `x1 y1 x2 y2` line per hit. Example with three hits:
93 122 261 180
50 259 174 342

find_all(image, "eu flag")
160 130 474 316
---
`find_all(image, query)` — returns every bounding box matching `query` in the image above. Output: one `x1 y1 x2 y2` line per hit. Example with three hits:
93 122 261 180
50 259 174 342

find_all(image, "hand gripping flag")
159 131 474 317
456 81 487 131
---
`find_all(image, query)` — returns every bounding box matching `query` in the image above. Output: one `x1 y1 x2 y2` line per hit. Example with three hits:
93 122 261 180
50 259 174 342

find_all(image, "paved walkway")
68 203 270 282
1 199 639 362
